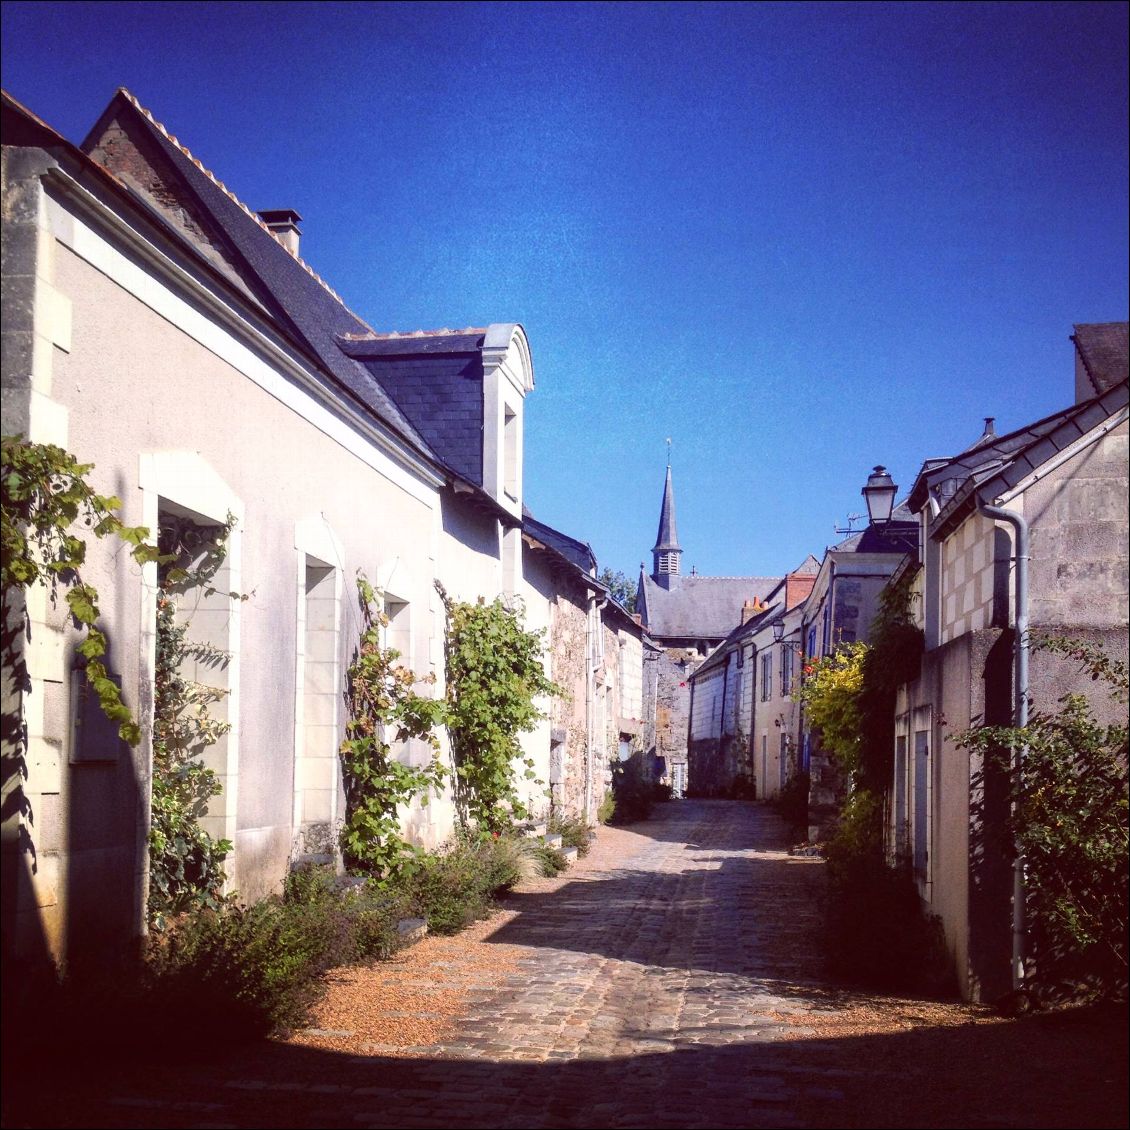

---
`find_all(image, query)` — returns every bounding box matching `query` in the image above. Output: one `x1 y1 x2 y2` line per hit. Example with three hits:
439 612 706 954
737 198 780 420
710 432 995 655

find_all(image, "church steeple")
651 462 682 581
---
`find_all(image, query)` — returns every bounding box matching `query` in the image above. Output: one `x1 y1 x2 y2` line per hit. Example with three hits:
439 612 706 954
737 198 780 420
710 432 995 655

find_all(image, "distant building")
635 464 780 795
685 561 818 798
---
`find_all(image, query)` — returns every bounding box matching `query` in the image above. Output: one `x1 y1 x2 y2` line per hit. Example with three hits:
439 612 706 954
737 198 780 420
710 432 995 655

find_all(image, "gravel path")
7 800 1126 1128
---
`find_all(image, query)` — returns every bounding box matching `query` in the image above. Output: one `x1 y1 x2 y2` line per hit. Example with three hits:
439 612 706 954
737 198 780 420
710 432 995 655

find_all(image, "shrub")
651 781 673 802
407 843 492 935
597 790 616 824
548 813 594 857
532 842 569 876
956 635 1128 1004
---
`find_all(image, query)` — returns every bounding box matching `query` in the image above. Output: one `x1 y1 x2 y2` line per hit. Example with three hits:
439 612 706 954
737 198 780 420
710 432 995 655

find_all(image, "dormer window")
504 405 518 501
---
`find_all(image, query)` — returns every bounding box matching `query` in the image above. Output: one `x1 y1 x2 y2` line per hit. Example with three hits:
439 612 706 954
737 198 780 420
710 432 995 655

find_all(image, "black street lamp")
862 465 897 525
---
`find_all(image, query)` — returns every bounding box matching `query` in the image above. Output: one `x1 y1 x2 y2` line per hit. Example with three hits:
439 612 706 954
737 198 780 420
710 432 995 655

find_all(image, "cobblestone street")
8 801 1126 1129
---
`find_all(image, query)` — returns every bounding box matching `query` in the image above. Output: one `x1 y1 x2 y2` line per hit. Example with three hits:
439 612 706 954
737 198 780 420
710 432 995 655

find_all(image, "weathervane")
666 437 672 466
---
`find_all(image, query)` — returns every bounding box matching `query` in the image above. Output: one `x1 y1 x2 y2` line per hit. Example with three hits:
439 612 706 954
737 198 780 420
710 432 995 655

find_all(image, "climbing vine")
436 582 560 833
339 573 446 883
147 514 239 929
2 435 164 744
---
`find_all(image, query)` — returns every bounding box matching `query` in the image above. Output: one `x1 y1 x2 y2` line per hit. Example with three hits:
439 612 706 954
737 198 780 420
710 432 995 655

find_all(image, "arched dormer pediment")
482 323 534 397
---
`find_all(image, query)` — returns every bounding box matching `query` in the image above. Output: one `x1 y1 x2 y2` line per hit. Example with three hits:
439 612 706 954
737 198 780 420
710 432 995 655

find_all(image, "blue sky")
3 1 1127 578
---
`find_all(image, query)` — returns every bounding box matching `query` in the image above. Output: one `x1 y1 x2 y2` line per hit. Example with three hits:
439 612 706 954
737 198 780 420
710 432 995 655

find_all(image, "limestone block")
27 736 62 795
397 917 428 945
31 853 61 908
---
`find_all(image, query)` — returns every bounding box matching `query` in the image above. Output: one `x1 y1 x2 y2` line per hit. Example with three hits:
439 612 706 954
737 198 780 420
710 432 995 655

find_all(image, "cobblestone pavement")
10 800 1128 1129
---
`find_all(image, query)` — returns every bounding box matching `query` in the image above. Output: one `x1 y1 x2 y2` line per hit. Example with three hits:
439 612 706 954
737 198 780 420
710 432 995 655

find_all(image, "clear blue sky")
3 1 1127 578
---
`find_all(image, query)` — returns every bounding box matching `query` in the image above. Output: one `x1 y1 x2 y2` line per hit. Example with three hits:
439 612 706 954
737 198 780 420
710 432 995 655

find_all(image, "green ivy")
436 582 560 834
147 592 232 929
956 635 1129 1002
2 435 167 744
339 573 447 884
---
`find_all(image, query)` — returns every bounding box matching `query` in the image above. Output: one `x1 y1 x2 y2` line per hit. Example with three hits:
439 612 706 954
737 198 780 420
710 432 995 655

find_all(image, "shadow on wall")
687 735 752 797
2 585 145 1004
966 629 1016 1004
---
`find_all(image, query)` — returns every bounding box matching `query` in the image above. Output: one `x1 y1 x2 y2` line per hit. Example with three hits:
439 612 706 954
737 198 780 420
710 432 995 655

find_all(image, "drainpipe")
585 591 608 822
978 501 1030 993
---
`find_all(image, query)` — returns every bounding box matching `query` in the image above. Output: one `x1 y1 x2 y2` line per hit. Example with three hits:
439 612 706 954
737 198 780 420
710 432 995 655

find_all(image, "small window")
503 405 518 501
780 646 793 697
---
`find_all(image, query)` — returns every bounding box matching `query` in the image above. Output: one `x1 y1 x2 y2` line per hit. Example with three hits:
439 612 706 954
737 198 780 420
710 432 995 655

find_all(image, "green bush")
956 636 1128 1004
597 789 615 824
405 832 542 934
548 813 594 856
532 842 569 876
651 781 673 802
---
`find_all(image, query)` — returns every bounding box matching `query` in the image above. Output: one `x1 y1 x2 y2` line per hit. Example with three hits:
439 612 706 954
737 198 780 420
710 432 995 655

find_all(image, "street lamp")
862 465 897 525
772 621 785 643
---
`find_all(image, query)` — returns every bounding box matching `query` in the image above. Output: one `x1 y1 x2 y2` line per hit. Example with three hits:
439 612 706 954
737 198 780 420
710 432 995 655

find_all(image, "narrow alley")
8 801 1126 1129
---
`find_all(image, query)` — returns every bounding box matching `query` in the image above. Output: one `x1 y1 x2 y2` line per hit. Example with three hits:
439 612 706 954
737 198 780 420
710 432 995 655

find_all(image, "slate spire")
651 463 682 579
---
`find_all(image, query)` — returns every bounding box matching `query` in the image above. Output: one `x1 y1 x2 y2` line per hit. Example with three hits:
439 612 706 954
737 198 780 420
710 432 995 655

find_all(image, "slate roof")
907 379 1129 533
691 601 781 677
652 465 680 554
77 90 497 487
342 332 486 483
1072 322 1129 396
521 512 598 575
640 574 782 640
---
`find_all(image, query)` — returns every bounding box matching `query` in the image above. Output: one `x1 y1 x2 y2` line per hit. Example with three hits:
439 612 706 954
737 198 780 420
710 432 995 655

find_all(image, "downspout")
977 501 1030 993
585 591 608 822
823 561 837 655
749 643 758 790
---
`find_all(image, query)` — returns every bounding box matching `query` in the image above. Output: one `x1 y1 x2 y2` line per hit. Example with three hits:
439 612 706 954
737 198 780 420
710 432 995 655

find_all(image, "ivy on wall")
2 435 163 743
147 515 240 929
436 582 560 833
339 573 446 883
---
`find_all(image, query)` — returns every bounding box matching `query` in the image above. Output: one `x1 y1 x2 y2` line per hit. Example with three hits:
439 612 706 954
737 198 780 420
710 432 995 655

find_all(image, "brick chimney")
785 572 816 611
741 597 768 624
257 208 302 256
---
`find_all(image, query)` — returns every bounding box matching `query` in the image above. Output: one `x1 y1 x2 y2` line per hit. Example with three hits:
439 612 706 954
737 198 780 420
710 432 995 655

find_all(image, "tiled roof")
1072 323 1129 396
640 574 781 640
89 90 445 470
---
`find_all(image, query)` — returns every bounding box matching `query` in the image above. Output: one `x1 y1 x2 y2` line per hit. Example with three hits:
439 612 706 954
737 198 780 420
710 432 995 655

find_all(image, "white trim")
139 452 243 863
44 170 444 507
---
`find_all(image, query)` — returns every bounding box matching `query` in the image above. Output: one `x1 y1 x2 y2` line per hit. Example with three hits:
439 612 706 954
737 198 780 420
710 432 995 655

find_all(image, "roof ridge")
345 327 488 341
117 87 376 333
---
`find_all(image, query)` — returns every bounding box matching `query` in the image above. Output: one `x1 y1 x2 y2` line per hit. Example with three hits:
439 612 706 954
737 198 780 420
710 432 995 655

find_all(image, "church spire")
651 461 682 580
